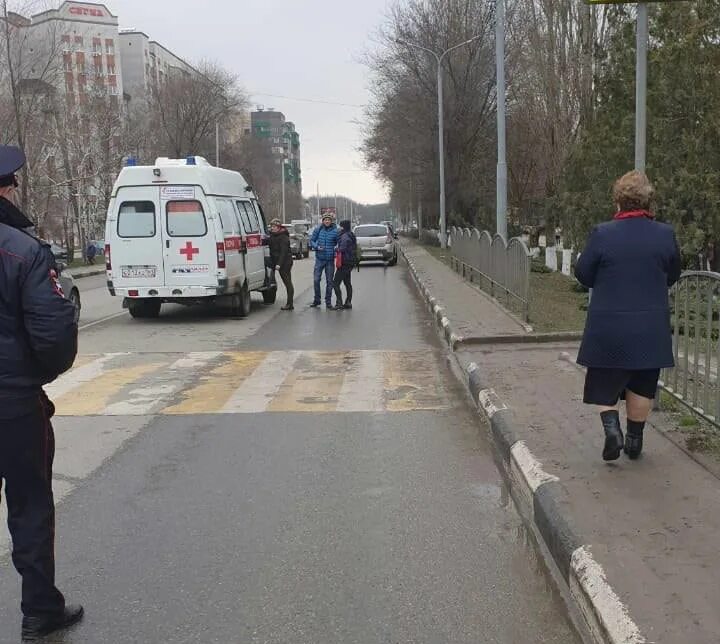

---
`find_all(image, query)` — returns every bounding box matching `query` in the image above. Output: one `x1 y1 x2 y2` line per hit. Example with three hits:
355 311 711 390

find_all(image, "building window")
105 39 114 54
74 35 83 46
107 63 115 75
63 54 72 71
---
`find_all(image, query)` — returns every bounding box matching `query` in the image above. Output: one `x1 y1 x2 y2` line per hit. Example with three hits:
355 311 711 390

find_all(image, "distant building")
11 1 125 106
118 29 196 103
250 109 302 192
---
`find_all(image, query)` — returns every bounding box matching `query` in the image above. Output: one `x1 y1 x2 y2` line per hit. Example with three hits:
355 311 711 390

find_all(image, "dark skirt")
583 368 660 406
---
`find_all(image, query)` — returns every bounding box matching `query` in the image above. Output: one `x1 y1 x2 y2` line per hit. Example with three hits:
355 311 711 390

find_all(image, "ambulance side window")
118 201 156 238
166 200 207 237
217 199 238 235
235 200 254 234
253 200 268 233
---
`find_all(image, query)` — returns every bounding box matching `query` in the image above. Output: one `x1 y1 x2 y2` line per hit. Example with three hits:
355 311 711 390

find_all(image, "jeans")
333 265 353 305
313 259 335 305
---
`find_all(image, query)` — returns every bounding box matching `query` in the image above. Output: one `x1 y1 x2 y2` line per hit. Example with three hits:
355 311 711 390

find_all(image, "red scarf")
613 209 655 221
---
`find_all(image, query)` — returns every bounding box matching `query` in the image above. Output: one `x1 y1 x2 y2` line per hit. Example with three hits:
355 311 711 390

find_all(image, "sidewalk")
401 240 720 644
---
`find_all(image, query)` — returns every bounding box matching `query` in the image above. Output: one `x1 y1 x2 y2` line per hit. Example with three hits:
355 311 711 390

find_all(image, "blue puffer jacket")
311 224 339 262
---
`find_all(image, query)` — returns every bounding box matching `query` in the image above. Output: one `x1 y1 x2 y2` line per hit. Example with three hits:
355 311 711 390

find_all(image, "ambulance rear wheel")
262 286 277 305
129 299 161 319
230 283 251 318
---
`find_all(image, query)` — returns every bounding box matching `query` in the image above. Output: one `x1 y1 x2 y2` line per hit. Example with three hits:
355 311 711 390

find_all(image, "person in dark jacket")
575 170 681 461
310 214 339 309
269 219 294 311
332 220 357 310
0 146 84 639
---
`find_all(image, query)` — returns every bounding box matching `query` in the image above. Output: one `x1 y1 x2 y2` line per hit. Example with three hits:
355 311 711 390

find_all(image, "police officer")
0 146 83 639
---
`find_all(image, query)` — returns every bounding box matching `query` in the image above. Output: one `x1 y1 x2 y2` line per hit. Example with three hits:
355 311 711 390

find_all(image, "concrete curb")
400 245 646 644
70 269 105 280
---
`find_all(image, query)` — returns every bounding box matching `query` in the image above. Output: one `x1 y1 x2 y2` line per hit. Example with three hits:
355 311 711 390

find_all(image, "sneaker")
309 302 321 308
342 303 353 310
22 604 84 640
281 305 294 311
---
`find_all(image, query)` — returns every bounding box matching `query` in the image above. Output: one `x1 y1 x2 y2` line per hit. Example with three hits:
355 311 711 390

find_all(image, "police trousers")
0 396 65 617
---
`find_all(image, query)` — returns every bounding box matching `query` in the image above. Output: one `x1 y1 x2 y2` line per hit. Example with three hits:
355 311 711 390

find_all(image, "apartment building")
24 2 124 104
250 109 302 190
118 29 196 102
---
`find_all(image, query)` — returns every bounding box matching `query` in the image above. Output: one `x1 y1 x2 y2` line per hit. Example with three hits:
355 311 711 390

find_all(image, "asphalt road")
0 259 580 644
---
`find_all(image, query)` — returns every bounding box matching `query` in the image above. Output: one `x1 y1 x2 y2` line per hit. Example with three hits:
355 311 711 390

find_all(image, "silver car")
285 223 310 259
353 224 398 266
57 264 81 324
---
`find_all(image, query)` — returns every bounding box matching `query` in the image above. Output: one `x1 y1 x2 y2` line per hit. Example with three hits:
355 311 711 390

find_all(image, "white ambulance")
104 156 276 319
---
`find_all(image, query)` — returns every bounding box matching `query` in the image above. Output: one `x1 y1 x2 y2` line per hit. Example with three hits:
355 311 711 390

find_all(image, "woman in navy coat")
575 171 681 461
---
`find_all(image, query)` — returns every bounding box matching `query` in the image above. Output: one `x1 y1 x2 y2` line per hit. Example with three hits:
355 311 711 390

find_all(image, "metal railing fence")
660 271 720 429
448 226 531 321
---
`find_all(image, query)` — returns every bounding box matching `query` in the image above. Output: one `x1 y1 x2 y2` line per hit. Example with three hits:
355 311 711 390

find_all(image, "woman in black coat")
268 219 294 311
575 171 681 461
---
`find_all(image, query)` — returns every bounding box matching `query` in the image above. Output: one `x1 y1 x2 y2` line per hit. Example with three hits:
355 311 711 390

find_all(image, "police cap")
0 145 25 188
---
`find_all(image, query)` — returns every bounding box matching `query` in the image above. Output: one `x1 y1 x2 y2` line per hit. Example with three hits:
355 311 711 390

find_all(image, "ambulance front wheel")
128 299 161 319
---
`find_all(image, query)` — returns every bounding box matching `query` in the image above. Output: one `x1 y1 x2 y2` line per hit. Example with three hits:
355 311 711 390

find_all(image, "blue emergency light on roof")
125 157 137 167
186 156 197 166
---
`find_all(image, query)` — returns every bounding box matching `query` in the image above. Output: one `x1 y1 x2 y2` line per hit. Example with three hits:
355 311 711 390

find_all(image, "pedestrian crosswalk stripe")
55 362 163 416
221 350 302 413
52 351 452 416
46 353 128 400
164 352 267 415
337 350 385 412
267 351 347 413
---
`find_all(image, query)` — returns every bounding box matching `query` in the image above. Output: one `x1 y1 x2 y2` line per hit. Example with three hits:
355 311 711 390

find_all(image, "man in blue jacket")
0 146 83 639
310 213 339 309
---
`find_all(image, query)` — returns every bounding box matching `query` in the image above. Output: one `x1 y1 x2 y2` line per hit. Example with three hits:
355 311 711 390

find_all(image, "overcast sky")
105 0 392 205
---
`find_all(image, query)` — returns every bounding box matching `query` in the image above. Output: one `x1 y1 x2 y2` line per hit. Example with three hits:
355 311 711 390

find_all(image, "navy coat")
575 217 681 370
0 197 78 417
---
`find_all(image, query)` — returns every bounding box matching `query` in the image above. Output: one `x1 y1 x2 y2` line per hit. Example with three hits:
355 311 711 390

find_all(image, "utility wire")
249 92 365 109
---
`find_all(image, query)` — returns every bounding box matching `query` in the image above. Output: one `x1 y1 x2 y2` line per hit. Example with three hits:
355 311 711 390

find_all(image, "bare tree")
152 60 248 159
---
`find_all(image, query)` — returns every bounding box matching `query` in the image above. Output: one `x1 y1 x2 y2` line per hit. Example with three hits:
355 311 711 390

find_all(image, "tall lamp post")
281 159 287 222
496 0 508 240
397 35 482 249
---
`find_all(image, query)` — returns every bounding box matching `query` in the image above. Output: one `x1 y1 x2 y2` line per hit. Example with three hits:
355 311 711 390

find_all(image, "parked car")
353 223 398 266
285 223 310 259
50 243 68 261
57 262 81 324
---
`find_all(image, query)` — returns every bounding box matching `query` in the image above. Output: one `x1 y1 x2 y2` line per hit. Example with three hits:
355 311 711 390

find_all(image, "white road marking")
79 311 127 331
570 546 647 644
221 350 301 413
44 353 126 399
102 352 222 415
337 350 385 412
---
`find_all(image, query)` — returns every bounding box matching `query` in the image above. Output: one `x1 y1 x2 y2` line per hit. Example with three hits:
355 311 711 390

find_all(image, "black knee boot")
624 420 645 460
601 410 624 461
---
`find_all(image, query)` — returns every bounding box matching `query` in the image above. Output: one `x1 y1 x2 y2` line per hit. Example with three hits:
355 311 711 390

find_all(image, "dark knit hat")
339 220 351 231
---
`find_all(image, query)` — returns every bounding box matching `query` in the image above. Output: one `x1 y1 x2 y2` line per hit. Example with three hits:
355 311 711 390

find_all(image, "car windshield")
355 225 387 237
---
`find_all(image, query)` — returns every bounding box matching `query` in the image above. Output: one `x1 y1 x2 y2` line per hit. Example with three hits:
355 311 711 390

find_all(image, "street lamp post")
635 3 648 171
398 35 482 250
496 0 508 240
281 159 287 222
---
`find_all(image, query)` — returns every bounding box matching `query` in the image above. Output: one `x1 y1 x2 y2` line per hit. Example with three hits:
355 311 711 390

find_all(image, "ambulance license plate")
122 265 156 278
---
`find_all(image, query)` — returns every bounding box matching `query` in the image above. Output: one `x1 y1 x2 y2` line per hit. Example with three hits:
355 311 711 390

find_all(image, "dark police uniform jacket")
0 197 78 418
575 217 682 370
